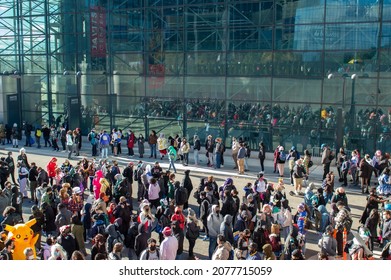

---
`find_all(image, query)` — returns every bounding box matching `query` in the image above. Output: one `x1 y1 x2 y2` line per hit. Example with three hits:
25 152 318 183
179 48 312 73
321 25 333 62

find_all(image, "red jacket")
47 158 57 178
127 133 135 148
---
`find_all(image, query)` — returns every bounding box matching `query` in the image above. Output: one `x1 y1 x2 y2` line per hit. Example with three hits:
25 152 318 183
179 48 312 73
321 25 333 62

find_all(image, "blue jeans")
194 150 199 165
168 157 177 173
324 192 333 204
101 145 108 158
150 143 156 158
215 153 221 168
208 236 217 260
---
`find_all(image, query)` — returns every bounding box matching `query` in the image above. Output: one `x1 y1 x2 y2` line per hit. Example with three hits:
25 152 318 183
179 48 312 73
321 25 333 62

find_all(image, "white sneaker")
294 191 299 195
221 165 224 167
84 240 90 244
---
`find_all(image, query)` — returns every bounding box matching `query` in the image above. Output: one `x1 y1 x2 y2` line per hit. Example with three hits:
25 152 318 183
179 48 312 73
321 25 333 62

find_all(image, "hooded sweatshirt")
212 241 232 260
171 207 185 230
262 243 276 260
93 170 104 199
207 205 224 238
220 214 234 244
318 232 337 257
134 223 149 257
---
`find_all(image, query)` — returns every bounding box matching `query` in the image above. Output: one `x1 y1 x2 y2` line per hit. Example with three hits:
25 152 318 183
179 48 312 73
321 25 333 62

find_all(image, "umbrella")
348 58 363 64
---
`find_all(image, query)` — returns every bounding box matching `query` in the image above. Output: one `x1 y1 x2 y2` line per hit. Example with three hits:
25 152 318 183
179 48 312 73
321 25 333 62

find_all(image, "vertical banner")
148 64 165 89
90 6 107 57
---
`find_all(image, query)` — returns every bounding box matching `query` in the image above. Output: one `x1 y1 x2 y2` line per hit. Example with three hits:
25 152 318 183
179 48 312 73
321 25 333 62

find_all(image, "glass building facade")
1 0 391 153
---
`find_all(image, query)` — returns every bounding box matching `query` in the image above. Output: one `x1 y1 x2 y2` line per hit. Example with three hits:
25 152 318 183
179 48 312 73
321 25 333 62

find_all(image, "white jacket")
160 235 178 260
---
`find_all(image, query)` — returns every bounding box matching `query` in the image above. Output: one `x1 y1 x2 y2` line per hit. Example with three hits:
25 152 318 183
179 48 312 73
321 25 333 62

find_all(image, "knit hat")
184 170 190 175
225 178 233 185
162 227 172 236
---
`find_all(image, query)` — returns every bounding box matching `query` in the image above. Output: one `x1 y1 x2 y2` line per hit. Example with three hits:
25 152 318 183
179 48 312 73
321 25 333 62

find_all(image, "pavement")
0 136 382 260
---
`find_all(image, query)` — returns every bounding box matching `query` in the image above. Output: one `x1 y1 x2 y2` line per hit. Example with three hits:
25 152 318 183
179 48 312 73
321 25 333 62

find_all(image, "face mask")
216 210 220 215
28 255 35 260
149 245 156 251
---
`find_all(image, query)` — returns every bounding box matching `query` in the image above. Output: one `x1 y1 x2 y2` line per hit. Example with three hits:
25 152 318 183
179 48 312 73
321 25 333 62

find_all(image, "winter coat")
318 233 337 257
46 158 57 178
212 241 232 260
93 170 104 200
359 159 373 178
160 235 178 260
220 215 234 245
127 133 135 148
207 205 224 237
262 243 276 260
134 223 149 257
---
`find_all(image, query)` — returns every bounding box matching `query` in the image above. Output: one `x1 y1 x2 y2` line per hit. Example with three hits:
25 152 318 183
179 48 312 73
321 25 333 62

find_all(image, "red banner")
148 64 165 89
90 6 106 57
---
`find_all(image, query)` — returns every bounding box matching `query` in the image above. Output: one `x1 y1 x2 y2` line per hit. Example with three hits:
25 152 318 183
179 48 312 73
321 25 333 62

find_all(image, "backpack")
176 187 188 205
114 180 127 197
122 167 131 179
279 151 287 161
343 215 353 232
88 133 92 141
185 223 200 240
308 160 313 168
134 166 143 181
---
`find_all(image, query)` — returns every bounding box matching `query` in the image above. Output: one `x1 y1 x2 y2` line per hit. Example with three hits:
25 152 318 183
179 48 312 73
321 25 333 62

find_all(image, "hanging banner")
90 6 107 57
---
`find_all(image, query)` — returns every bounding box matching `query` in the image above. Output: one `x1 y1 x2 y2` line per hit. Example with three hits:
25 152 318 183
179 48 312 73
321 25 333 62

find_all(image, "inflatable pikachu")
5 219 39 260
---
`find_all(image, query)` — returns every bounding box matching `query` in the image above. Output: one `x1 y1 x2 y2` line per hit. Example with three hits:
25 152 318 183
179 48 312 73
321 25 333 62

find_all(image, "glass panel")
374 106 391 153
293 24 323 51
186 52 225 75
273 51 323 77
324 23 379 51
267 102 322 153
187 117 225 148
293 1 325 24
226 51 273 76
113 53 143 73
146 76 183 98
326 0 379 22
230 2 273 27
227 77 271 101
185 76 225 99
230 28 272 50
272 78 322 103
377 78 391 106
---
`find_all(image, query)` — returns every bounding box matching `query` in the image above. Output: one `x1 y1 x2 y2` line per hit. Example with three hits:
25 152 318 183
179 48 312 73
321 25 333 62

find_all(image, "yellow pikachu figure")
4 219 39 260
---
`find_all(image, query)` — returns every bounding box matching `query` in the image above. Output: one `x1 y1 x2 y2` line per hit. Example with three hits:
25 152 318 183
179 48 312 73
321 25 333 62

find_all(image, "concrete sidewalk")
4 134 328 183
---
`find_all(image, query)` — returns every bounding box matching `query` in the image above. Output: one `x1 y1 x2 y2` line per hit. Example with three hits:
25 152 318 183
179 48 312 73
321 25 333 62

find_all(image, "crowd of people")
0 123 391 261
